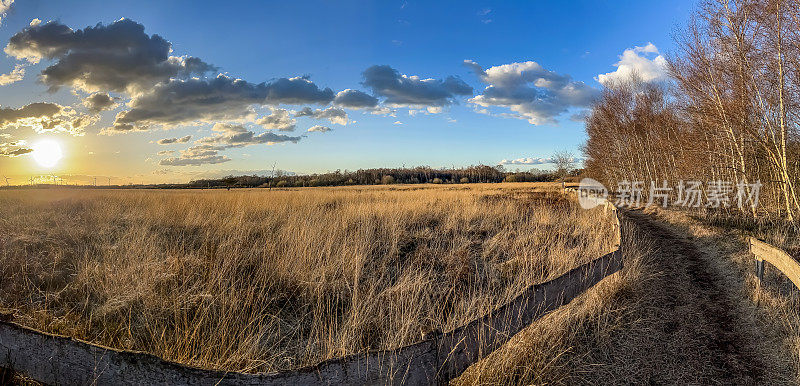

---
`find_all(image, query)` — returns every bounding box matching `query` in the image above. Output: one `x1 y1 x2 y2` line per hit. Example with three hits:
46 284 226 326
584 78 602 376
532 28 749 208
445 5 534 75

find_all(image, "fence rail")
1 190 623 385
749 237 800 290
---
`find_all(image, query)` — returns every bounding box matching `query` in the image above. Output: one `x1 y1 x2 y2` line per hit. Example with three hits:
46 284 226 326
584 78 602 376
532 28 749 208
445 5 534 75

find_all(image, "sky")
0 0 694 185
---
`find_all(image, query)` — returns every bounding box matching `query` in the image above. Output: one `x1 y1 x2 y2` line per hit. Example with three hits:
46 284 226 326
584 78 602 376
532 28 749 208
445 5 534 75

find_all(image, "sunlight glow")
31 139 63 168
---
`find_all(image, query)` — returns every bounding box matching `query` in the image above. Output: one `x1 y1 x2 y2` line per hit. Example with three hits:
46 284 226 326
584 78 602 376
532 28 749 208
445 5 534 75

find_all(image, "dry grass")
452 218 650 385
0 183 616 373
454 205 800 384
642 207 800 383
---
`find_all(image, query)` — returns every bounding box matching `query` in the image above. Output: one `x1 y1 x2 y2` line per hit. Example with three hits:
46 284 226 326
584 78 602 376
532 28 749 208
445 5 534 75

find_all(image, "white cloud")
596 43 669 85
307 125 331 132
499 156 584 165
465 59 599 125
370 107 396 117
0 64 24 86
295 106 348 125
257 108 296 131
0 0 13 25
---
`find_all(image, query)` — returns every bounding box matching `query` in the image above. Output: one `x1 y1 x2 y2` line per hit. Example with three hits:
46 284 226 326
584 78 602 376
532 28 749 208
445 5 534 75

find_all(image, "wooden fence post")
756 259 764 282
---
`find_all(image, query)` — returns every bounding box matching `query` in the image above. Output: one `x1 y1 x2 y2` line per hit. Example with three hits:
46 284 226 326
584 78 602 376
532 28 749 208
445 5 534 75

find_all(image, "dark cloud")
156 135 192 145
0 141 32 157
263 76 335 105
361 65 472 109
83 92 116 112
0 102 61 124
160 123 301 166
294 106 348 125
5 19 216 92
159 144 231 166
6 18 349 143
333 89 378 108
104 122 136 133
107 74 336 132
465 59 599 125
256 109 295 131
0 102 91 135
199 123 302 147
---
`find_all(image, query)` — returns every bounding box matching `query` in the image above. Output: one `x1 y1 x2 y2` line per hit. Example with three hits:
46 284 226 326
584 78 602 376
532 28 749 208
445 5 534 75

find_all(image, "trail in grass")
620 208 765 383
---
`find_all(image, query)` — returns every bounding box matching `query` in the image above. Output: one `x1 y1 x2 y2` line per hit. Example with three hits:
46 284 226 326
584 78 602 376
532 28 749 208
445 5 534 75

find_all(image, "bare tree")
552 151 576 186
584 0 800 223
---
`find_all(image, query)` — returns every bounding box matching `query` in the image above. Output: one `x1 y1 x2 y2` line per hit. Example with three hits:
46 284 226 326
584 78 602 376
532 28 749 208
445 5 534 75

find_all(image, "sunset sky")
0 0 691 185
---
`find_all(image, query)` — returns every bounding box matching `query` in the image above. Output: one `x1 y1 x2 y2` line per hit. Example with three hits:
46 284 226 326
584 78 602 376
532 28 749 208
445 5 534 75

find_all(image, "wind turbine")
3 176 10 187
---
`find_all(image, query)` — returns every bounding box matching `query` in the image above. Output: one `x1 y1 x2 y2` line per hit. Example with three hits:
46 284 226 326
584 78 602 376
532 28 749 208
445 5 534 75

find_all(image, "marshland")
0 183 618 373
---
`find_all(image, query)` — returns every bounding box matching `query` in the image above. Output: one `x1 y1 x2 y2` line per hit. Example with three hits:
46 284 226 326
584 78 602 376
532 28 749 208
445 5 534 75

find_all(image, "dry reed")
0 183 615 373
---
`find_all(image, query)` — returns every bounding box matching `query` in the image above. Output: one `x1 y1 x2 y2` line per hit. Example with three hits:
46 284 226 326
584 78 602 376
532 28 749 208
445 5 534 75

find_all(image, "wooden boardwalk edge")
749 237 800 290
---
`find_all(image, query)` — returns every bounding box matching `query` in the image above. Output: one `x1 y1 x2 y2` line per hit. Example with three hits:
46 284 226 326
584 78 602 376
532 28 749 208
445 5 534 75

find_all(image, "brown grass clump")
0 183 616 373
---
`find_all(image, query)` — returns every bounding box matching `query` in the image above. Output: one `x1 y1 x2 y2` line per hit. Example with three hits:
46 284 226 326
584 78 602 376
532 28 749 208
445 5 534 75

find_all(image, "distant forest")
185 165 571 189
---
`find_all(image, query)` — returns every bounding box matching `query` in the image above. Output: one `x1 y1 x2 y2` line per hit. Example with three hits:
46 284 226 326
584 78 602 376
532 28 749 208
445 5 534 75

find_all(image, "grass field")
0 183 618 373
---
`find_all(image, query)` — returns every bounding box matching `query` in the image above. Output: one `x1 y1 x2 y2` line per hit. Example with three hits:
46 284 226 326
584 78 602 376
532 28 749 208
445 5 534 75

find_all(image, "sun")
31 139 63 168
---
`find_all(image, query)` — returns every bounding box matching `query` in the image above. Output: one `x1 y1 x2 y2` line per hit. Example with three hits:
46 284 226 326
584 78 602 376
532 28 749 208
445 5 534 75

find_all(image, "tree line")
585 0 800 221
187 165 567 189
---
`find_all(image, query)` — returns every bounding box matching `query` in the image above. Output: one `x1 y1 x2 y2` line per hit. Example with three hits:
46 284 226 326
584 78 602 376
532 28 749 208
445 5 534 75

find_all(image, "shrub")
381 175 396 184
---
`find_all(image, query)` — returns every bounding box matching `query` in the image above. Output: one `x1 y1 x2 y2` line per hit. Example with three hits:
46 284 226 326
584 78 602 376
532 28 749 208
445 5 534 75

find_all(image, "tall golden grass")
0 183 616 373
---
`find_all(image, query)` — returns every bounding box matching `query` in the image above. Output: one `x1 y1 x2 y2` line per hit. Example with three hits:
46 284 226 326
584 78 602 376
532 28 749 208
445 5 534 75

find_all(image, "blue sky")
0 0 694 183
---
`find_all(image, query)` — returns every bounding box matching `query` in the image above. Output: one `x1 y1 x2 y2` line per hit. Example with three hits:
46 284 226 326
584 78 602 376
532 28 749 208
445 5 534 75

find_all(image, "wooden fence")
749 237 800 290
0 191 622 385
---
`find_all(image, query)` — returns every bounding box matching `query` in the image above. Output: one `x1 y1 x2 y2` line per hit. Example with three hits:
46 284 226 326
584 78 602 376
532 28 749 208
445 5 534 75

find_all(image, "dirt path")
454 205 788 384
616 208 766 384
